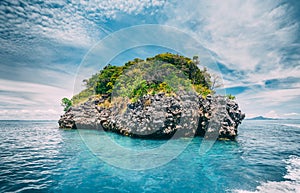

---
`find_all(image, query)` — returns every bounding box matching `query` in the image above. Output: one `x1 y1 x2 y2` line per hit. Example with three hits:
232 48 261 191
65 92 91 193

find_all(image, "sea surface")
0 120 299 193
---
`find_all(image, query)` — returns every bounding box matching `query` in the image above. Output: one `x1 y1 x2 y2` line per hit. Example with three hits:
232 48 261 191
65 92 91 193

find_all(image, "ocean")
0 120 299 193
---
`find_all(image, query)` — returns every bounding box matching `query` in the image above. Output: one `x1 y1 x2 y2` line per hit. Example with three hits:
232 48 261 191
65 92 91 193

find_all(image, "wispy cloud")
1 1 103 48
264 110 280 118
0 0 166 48
163 0 299 82
236 86 300 118
0 78 73 120
163 0 300 117
0 109 61 120
0 0 168 119
284 112 300 116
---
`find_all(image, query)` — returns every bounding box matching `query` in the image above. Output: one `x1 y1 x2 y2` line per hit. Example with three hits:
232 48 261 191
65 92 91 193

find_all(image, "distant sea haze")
246 116 300 120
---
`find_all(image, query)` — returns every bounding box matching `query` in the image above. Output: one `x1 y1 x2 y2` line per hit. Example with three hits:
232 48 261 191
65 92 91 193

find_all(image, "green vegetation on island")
67 53 232 106
226 94 236 100
61 97 72 112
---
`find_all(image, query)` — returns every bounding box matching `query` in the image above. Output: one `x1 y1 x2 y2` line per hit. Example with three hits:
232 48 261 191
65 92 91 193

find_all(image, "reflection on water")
0 120 299 192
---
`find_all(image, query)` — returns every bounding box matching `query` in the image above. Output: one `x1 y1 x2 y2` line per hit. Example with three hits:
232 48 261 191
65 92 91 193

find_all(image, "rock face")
58 94 245 140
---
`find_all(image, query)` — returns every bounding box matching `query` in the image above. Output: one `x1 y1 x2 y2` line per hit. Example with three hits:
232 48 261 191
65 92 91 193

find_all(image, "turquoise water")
0 120 299 193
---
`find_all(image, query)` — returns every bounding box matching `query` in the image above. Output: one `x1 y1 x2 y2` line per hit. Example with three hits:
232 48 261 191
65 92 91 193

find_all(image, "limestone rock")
58 94 245 140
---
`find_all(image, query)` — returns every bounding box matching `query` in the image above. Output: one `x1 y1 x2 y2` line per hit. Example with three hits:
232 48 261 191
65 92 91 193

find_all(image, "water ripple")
0 120 299 192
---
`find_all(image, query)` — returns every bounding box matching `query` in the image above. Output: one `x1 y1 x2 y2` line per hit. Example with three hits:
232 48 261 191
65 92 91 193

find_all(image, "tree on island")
68 53 235 106
61 98 72 112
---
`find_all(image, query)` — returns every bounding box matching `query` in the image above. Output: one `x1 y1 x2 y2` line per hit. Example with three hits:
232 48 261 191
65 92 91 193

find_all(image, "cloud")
0 1 103 48
0 0 167 48
238 87 300 106
284 112 300 116
235 87 300 118
0 0 168 120
264 77 300 89
265 110 280 118
0 78 73 120
0 108 60 120
163 0 299 83
162 0 300 117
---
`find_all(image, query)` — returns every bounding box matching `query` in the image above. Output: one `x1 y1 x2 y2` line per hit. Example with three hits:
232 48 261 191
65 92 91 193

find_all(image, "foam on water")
235 156 300 193
281 124 300 129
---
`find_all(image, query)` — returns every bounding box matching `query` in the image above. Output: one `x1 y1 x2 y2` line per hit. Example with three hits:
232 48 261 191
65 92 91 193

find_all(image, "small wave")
281 124 300 129
234 156 300 193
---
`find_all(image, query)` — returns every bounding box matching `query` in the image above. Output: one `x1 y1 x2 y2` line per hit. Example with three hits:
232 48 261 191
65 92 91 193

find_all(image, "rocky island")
59 53 245 140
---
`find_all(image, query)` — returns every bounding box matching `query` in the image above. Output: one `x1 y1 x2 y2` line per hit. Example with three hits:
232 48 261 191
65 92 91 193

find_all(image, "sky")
0 0 299 120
